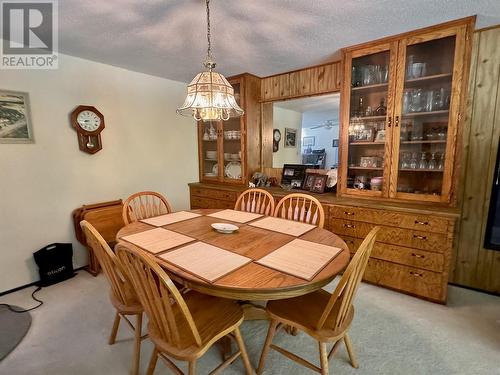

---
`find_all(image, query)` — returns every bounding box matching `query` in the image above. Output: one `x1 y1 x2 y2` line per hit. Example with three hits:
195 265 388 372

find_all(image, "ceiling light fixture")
177 0 243 122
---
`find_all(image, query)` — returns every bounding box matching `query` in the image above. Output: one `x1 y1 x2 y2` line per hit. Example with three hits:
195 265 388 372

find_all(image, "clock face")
273 129 281 142
77 110 101 132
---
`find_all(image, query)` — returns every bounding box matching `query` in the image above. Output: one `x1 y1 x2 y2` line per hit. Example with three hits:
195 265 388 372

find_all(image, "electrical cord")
0 286 43 313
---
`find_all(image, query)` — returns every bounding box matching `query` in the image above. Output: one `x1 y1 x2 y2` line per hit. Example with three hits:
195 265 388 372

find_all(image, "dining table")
116 209 350 312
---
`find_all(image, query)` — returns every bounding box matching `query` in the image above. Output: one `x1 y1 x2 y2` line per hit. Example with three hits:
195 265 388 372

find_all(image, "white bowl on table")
211 223 239 234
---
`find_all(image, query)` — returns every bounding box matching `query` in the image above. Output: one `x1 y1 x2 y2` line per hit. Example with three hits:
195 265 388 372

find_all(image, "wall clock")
70 105 105 154
273 129 281 153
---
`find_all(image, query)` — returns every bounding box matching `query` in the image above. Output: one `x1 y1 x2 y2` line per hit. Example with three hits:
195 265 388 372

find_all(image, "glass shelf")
351 83 389 92
402 110 449 117
349 141 385 146
349 166 384 170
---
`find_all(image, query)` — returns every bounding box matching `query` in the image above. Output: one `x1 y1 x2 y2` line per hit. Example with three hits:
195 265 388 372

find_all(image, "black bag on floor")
33 243 75 287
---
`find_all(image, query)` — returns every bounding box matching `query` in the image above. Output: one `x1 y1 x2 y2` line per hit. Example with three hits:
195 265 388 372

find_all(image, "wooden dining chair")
274 193 325 228
122 191 173 225
257 226 380 375
115 243 254 375
80 220 144 375
234 188 275 215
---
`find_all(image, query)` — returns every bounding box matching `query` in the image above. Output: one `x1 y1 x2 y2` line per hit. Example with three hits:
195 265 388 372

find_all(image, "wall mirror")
271 93 340 170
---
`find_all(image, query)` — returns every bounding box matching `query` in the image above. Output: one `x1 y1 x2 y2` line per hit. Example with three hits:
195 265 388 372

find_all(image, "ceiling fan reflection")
310 119 338 130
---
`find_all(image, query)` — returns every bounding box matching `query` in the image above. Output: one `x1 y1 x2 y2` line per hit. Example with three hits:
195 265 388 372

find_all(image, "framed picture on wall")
303 136 315 147
332 139 339 147
0 90 34 144
284 128 297 148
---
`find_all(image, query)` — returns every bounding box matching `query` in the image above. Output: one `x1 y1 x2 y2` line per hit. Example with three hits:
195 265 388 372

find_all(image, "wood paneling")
260 62 341 102
261 103 274 168
452 26 500 294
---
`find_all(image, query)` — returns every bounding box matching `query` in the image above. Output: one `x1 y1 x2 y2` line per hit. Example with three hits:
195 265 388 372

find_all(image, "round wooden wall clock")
273 129 281 153
70 105 105 154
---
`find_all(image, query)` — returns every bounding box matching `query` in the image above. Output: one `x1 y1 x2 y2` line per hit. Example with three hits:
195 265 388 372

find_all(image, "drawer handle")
344 224 356 228
344 211 355 216
413 234 427 240
411 253 425 259
414 220 429 226
409 271 423 277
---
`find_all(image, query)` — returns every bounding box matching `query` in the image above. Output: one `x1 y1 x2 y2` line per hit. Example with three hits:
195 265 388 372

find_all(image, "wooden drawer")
190 197 235 210
330 219 450 253
190 187 237 201
364 258 444 302
343 236 444 272
329 205 450 234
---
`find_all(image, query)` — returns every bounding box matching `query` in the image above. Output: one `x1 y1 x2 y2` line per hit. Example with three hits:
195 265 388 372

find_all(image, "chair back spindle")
274 193 325 228
317 227 380 331
122 191 172 225
80 221 137 307
234 188 275 215
116 243 203 349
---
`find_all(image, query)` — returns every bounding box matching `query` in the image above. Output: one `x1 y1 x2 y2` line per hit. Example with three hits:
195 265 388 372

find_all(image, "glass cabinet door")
342 44 397 197
391 32 462 202
199 120 221 181
222 80 244 183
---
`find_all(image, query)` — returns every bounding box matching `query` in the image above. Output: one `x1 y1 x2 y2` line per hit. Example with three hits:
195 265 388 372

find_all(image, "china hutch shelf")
339 17 474 205
197 73 261 185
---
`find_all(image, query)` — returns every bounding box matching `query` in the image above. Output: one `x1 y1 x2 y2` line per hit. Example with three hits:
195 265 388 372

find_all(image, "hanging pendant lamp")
177 0 244 122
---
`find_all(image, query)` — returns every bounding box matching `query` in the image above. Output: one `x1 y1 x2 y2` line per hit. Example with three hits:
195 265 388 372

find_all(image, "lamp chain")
204 0 216 69
206 0 211 58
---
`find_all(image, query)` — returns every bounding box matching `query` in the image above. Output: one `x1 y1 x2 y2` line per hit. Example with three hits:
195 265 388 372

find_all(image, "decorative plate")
225 162 241 179
326 168 338 188
212 163 218 175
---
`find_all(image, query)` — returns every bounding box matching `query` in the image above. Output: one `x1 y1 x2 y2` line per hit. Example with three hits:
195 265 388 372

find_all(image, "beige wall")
0 53 198 293
272 106 302 168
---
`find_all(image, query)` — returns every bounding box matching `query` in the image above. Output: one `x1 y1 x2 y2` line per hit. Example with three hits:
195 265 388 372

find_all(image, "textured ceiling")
57 0 500 82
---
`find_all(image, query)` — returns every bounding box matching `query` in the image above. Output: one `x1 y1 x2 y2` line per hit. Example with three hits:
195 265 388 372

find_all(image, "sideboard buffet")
189 183 457 303
189 17 477 303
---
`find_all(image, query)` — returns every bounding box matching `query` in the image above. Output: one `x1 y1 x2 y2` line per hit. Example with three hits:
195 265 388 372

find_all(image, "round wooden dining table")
116 209 350 304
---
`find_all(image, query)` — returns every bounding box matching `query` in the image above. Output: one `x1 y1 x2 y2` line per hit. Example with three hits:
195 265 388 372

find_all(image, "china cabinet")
198 73 261 185
339 17 474 205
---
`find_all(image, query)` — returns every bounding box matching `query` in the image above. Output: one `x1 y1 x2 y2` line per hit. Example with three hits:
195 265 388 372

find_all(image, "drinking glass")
425 90 434 112
437 152 445 170
418 152 428 169
403 90 412 113
400 152 410 169
410 152 418 169
410 89 423 112
428 153 437 169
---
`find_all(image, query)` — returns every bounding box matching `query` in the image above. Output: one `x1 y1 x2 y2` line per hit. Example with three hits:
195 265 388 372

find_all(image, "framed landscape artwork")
284 128 297 148
303 136 315 147
0 90 34 143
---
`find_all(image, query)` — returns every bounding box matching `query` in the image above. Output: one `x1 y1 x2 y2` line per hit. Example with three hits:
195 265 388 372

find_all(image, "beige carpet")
0 272 499 374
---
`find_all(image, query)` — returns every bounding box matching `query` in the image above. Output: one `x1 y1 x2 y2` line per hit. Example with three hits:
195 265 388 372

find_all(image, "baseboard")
448 282 500 297
0 266 87 297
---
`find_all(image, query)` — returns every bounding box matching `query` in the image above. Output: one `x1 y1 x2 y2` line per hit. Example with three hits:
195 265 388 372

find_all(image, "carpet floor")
0 272 499 374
